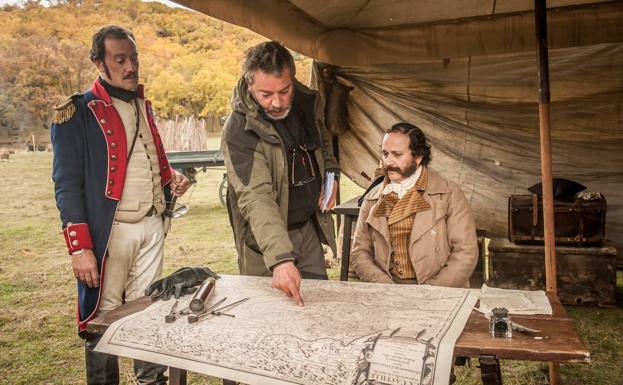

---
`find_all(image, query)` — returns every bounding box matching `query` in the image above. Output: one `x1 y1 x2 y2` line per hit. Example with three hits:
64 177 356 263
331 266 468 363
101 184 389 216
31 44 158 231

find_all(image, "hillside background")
0 0 312 147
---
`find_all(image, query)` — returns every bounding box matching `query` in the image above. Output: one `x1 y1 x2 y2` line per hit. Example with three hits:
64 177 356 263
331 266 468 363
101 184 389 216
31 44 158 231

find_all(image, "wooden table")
88 292 588 385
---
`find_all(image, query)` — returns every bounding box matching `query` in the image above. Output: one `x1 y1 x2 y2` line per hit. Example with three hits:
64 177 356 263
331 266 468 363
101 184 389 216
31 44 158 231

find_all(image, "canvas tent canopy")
175 0 623 252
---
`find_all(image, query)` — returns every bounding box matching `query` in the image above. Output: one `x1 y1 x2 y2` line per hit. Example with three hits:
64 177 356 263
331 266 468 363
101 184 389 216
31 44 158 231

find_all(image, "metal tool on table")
189 277 217 313
163 275 216 323
188 297 250 324
164 300 191 323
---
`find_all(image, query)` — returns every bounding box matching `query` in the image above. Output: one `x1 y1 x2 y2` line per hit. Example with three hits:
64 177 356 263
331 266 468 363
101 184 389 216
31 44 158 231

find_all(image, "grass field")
0 150 621 385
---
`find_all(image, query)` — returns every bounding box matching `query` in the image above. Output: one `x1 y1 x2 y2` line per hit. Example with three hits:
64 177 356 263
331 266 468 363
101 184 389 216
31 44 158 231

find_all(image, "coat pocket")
117 199 139 212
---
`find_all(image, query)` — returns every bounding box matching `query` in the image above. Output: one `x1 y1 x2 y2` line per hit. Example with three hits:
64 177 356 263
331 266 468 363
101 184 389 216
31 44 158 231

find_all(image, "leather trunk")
508 194 606 246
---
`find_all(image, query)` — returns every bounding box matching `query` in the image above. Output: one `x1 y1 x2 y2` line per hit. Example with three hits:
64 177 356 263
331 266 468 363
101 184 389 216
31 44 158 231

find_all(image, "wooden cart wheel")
219 173 227 207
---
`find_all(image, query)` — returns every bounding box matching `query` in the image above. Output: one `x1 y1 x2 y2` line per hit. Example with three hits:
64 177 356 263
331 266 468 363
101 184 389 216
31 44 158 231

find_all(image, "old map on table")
96 275 476 385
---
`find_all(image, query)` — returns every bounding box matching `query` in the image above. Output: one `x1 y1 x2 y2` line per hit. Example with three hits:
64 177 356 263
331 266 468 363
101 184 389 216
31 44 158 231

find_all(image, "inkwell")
489 307 512 338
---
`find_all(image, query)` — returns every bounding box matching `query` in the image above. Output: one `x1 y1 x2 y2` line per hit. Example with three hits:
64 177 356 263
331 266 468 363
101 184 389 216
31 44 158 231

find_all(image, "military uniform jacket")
51 80 172 334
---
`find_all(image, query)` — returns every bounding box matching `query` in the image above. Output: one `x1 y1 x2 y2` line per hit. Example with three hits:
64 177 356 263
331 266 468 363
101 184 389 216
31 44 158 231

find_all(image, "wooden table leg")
340 216 353 282
169 367 187 385
549 362 560 385
478 355 503 385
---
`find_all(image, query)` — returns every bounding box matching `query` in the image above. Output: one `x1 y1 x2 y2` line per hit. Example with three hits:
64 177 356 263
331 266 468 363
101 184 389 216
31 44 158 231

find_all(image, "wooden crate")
488 237 617 306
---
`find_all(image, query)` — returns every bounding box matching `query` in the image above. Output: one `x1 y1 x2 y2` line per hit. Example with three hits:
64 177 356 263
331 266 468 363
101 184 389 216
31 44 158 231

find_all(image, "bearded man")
51 25 190 384
351 122 477 287
221 41 339 305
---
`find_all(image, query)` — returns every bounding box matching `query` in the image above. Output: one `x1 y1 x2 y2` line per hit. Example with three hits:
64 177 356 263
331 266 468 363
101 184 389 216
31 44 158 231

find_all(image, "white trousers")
98 215 165 313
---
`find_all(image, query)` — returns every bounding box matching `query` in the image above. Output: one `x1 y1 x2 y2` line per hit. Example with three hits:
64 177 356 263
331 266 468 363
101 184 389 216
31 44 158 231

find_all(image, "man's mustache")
384 166 400 173
124 73 138 80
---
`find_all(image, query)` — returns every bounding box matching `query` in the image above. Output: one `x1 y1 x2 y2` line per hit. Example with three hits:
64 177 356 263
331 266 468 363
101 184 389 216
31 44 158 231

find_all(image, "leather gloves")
145 266 220 301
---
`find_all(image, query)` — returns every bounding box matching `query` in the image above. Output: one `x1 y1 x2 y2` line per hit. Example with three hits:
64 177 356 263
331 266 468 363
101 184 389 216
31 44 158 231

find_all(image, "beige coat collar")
364 167 450 247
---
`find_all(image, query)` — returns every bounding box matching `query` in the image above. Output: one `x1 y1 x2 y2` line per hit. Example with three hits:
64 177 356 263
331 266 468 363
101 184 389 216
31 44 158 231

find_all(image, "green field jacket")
221 77 339 273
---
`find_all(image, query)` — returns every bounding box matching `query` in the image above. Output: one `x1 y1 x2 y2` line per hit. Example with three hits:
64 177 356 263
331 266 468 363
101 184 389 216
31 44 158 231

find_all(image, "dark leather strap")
126 99 142 162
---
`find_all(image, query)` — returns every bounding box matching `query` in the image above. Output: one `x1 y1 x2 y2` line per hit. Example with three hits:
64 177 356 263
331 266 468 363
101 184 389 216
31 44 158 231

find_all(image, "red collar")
91 79 145 104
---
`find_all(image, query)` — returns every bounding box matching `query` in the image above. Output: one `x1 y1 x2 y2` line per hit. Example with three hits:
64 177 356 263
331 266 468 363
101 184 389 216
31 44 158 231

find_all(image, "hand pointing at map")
271 261 304 306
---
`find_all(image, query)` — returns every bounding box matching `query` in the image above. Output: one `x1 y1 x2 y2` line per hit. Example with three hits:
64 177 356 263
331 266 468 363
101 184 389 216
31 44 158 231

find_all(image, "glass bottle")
489 307 513 338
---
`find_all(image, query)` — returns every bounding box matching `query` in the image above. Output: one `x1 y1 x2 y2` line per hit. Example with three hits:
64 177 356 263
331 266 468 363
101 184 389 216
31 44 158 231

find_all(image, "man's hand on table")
272 261 304 306
72 249 99 288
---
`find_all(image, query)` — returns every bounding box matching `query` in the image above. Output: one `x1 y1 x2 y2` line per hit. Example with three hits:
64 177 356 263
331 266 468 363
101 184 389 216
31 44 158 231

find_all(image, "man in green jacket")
222 41 339 306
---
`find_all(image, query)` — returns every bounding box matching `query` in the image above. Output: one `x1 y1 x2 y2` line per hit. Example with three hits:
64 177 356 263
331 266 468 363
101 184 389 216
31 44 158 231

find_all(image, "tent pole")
535 1 559 384
534 0 557 297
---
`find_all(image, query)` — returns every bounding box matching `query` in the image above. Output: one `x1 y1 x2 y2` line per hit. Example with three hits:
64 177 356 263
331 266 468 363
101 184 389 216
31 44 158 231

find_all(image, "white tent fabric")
175 0 622 65
176 0 623 252
331 43 622 243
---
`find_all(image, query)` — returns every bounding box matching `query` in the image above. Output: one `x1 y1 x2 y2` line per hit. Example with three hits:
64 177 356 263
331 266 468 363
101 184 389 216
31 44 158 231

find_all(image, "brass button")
89 101 95 107
110 166 116 172
100 118 106 124
69 231 77 237
430 230 437 236
163 165 168 170
107 190 112 195
111 142 117 149
109 180 114 185
67 222 74 226
111 155 117 160
106 130 113 136
395 260 400 266
72 240 79 246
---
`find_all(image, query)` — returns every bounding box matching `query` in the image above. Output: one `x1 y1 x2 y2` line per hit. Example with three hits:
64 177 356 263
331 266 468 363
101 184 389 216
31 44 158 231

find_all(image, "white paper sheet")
97 276 477 385
477 284 552 315
321 171 335 212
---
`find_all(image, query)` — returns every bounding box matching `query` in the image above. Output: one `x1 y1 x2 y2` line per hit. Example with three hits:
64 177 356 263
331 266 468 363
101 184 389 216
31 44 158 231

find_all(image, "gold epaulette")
52 94 80 125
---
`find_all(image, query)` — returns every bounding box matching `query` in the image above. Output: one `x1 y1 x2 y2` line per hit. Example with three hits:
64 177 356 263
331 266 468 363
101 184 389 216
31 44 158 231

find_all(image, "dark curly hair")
243 41 296 85
386 122 432 166
90 25 135 63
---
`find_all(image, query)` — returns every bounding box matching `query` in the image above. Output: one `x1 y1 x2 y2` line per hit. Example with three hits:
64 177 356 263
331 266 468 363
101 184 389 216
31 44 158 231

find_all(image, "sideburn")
102 61 112 80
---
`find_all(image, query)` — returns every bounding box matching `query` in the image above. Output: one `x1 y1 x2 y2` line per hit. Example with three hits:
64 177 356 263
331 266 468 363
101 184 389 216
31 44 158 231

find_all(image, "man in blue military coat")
51 25 190 385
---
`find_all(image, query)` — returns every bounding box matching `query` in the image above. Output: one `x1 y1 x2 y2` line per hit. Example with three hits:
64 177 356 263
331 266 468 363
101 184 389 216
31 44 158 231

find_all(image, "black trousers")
84 335 168 385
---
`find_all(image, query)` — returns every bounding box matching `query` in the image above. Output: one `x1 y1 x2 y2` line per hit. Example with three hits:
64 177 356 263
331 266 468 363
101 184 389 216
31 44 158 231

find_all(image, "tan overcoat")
351 168 477 288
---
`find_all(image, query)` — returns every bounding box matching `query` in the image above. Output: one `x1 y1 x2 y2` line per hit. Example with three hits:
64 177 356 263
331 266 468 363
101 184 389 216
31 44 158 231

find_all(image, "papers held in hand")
321 171 335 212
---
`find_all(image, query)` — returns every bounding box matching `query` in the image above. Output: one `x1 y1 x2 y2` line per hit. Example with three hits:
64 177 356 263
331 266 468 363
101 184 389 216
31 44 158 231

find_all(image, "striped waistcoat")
374 168 431 280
